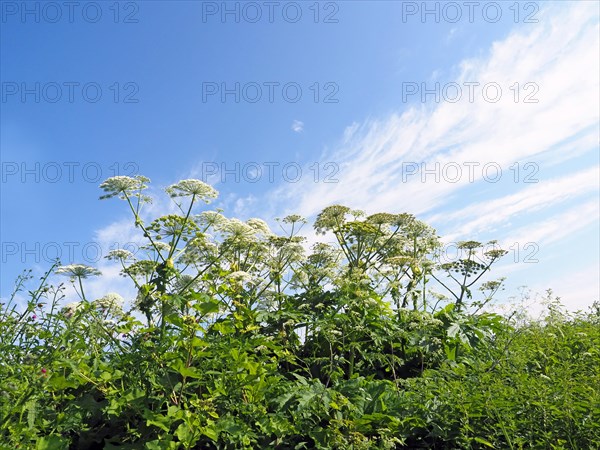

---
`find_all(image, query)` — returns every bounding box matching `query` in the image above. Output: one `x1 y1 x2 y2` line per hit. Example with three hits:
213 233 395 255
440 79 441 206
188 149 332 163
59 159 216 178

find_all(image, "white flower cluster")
61 301 83 318
246 218 272 236
195 211 228 229
226 271 255 285
55 264 102 279
106 249 135 261
223 218 256 240
178 237 219 265
99 176 151 201
165 179 218 203
278 241 305 262
93 293 124 313
149 241 172 253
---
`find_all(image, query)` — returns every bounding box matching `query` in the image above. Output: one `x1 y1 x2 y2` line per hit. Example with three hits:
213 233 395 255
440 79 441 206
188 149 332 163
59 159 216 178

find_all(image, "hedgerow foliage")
1 177 598 449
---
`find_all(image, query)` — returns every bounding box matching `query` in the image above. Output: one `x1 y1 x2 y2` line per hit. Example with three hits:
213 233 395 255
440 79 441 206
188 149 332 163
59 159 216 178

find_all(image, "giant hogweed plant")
93 177 510 381
1 175 547 449
96 177 507 339
98 176 308 330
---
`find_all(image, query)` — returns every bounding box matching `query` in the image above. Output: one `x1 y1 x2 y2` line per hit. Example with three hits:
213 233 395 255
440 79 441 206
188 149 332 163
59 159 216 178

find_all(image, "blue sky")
1 1 598 314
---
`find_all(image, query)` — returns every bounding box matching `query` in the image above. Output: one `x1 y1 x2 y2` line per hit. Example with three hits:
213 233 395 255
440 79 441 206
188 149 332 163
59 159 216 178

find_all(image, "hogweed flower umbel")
246 218 273 236
55 264 101 301
62 301 83 318
55 264 102 279
99 175 151 202
223 218 257 241
195 210 228 229
94 293 124 314
106 249 135 261
227 271 256 287
165 179 218 203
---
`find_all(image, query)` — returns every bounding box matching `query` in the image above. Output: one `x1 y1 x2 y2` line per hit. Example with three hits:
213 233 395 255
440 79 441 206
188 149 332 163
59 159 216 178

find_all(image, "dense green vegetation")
1 176 598 449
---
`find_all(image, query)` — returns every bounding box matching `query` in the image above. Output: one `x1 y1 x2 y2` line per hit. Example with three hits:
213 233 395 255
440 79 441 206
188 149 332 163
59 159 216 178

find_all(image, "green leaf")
202 420 219 441
144 411 172 432
171 360 202 378
144 439 178 450
164 314 183 327
176 423 197 445
444 343 457 361
46 374 78 390
447 322 461 338
196 299 221 315
473 436 496 448
36 435 69 450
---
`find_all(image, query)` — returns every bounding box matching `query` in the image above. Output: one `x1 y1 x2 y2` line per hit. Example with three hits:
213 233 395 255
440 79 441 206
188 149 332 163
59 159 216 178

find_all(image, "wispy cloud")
257 2 599 310
503 199 599 248
291 120 304 133
269 3 598 219
436 166 599 242
526 264 600 316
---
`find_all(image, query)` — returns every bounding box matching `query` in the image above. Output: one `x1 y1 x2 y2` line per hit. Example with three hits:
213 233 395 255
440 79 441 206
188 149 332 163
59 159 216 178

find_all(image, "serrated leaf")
447 322 461 338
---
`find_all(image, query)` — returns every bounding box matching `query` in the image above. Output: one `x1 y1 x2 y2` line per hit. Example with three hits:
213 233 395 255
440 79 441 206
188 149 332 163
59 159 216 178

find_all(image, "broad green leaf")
171 360 202 378
36 435 69 450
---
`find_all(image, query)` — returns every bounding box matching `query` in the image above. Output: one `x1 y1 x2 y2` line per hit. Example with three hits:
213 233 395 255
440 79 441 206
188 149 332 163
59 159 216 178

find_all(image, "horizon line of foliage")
1 175 598 449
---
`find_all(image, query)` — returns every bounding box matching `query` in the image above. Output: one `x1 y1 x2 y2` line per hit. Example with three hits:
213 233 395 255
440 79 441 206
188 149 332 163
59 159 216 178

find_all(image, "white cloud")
526 264 600 315
444 27 458 45
503 199 599 248
266 2 598 221
291 120 304 133
257 2 599 311
436 166 599 242
232 193 258 218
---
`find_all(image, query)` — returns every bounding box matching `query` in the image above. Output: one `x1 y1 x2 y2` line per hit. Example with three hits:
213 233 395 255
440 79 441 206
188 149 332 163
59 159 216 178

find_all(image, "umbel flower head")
314 205 351 234
93 293 124 311
195 210 228 230
99 176 151 202
366 213 398 226
281 214 307 225
222 218 256 241
93 293 125 317
106 249 135 261
226 271 255 286
61 301 83 318
246 218 272 236
165 179 218 203
55 264 102 279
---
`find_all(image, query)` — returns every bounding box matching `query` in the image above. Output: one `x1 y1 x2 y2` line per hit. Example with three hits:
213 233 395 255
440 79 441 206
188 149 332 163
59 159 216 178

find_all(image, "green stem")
169 193 196 261
77 276 86 301
348 347 355 379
